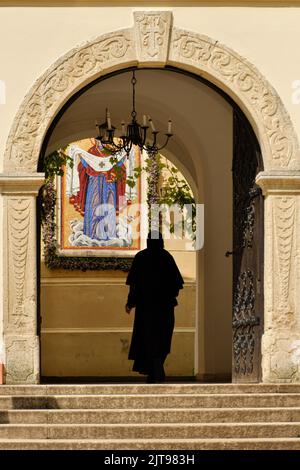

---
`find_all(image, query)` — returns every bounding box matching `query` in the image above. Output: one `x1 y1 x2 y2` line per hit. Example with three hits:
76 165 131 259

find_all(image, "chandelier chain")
131 70 137 120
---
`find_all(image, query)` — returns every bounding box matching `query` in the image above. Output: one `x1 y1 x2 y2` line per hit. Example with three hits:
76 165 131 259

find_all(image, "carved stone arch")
3 10 300 173
1 10 300 384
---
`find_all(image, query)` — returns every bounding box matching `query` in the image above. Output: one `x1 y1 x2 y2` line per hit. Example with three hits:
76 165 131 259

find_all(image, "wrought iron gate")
230 108 264 383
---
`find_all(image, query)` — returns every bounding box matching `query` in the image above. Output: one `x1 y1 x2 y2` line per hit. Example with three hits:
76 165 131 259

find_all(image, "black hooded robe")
126 238 184 378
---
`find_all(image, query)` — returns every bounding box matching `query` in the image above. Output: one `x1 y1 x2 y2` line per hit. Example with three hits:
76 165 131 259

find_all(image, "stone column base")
4 335 40 384
262 330 300 383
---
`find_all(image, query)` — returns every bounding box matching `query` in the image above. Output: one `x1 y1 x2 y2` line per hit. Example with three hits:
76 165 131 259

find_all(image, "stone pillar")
0 174 44 384
257 171 300 383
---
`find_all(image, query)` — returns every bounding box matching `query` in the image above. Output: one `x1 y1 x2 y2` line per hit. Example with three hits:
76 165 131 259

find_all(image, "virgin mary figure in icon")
65 138 137 248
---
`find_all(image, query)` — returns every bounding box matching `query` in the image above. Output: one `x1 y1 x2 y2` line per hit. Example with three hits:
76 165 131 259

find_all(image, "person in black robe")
125 231 184 383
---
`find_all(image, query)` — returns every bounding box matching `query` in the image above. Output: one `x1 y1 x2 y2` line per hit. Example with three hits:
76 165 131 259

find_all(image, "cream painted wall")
201 107 233 377
40 266 196 377
0 6 300 170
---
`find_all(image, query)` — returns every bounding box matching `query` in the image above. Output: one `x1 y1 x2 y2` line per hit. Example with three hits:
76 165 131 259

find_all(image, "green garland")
41 150 132 272
156 156 196 237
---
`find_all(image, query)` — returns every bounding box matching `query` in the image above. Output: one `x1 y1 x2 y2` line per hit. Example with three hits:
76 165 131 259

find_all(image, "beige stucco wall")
0 6 300 169
40 265 196 377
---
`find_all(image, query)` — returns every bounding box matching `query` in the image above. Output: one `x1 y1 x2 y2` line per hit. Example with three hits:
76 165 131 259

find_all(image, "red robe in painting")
69 141 126 217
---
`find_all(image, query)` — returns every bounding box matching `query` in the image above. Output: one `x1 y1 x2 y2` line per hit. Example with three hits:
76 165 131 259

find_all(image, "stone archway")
1 10 300 384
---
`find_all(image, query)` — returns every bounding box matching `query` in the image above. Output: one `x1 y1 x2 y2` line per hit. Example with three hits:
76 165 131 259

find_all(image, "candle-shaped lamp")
143 115 147 127
149 117 156 132
106 109 112 130
121 121 126 135
168 119 172 134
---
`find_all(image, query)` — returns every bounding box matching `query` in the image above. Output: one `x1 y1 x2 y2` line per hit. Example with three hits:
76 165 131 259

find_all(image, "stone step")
0 437 300 450
1 422 300 439
2 407 300 424
1 393 300 409
1 385 300 450
1 384 300 395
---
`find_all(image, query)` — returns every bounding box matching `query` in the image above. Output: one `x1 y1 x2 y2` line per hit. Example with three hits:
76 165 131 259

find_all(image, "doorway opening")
37 66 263 383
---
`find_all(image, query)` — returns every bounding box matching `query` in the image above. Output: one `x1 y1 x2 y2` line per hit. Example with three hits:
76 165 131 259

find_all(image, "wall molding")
41 327 196 333
1 1 300 7
41 277 196 286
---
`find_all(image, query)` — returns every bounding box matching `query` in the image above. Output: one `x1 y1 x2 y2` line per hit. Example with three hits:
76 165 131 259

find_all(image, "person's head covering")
126 230 184 294
147 231 164 250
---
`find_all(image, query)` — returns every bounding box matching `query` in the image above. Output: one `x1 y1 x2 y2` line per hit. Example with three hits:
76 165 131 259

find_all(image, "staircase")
1 384 300 449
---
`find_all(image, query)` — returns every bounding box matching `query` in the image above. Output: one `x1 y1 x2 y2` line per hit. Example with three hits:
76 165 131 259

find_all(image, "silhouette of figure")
125 231 184 383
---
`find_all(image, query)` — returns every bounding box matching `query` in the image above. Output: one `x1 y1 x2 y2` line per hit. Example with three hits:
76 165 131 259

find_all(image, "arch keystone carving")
134 11 172 65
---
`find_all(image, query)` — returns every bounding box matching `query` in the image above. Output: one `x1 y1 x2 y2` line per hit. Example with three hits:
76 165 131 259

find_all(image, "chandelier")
95 70 173 155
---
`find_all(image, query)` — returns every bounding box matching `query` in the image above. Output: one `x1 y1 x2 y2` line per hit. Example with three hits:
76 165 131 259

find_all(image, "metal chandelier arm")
95 70 173 156
144 133 173 153
156 133 173 151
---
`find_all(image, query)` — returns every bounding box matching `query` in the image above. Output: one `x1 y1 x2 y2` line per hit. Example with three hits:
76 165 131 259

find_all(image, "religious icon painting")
56 138 145 257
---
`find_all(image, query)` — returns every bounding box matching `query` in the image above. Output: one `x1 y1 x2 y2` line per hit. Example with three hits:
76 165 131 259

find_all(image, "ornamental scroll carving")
170 29 299 169
7 198 34 330
273 196 295 316
3 11 300 174
4 31 133 172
